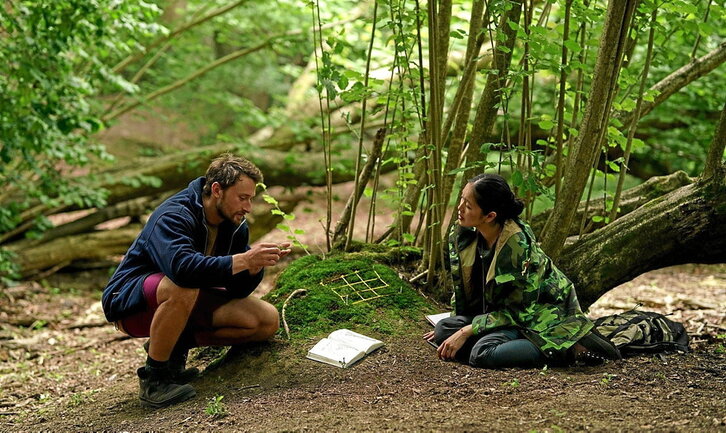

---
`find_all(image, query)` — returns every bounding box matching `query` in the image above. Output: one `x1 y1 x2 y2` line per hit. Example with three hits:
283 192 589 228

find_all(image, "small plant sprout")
205 394 227 418
505 378 520 388
260 187 310 255
600 373 616 386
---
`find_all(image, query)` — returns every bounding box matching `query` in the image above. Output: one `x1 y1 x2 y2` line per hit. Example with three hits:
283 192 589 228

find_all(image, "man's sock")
174 330 197 354
146 356 169 370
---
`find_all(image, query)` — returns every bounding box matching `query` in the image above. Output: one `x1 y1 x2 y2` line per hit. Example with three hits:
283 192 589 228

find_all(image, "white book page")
306 338 364 368
426 312 452 327
328 329 384 354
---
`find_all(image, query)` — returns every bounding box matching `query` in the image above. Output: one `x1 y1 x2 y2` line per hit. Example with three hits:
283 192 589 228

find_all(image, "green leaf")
538 119 554 130
511 170 524 186
563 39 581 53
263 195 279 205
607 160 620 172
495 274 516 284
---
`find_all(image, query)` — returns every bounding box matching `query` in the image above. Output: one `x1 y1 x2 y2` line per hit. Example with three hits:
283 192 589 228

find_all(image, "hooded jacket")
102 177 263 322
448 218 593 359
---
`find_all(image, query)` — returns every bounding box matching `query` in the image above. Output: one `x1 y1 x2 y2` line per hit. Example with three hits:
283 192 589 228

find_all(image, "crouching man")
102 153 289 408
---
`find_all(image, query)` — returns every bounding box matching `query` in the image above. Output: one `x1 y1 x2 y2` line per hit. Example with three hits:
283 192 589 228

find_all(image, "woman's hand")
437 325 473 360
423 330 435 342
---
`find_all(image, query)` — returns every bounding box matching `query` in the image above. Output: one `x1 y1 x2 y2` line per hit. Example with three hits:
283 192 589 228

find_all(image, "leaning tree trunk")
560 176 726 309
541 0 637 259
530 171 693 237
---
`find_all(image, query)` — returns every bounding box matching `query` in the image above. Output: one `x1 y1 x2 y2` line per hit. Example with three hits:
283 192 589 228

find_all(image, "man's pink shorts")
120 273 231 338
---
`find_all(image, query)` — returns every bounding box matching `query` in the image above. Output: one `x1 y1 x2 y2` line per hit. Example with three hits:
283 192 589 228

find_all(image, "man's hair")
203 153 263 196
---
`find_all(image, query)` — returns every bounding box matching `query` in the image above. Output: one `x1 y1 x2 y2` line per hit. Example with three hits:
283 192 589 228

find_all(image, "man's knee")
258 301 280 337
157 277 199 313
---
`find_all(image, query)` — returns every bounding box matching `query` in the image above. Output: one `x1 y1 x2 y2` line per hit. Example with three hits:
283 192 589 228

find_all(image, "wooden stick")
281 289 307 340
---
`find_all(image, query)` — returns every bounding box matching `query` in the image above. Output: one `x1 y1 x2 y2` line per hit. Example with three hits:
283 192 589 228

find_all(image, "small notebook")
425 312 452 327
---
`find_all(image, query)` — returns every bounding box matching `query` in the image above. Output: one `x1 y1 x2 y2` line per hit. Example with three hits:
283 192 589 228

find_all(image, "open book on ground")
306 329 384 368
426 312 452 327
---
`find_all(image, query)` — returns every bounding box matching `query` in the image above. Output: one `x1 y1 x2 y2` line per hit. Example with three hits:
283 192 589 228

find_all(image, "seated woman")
423 173 621 368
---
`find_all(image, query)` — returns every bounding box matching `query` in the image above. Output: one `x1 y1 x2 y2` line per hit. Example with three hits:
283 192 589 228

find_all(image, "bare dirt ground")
1 261 724 432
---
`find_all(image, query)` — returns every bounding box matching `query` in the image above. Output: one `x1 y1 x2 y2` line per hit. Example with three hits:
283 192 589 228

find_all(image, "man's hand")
436 325 473 361
277 242 292 260
233 243 285 275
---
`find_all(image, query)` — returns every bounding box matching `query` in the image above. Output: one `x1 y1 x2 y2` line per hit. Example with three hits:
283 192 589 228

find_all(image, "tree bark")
560 178 726 309
541 0 637 259
702 101 726 181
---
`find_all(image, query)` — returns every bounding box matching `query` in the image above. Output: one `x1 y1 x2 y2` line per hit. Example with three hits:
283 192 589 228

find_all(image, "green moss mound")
265 254 433 340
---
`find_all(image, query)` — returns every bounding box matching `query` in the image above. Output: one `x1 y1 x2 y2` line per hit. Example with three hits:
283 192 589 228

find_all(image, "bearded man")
102 154 289 408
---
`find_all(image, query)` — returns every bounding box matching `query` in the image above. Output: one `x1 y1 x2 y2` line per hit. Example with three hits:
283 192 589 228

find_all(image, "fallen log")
5 193 306 278
560 177 726 309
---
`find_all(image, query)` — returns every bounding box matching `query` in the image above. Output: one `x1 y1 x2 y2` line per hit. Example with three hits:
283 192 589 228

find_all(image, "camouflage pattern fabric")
448 219 593 360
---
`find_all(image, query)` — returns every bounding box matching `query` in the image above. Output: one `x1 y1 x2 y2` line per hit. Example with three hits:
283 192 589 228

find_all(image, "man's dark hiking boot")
143 340 200 384
137 366 196 409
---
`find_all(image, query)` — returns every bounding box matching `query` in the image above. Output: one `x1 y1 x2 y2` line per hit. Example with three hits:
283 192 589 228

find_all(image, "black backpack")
593 310 690 356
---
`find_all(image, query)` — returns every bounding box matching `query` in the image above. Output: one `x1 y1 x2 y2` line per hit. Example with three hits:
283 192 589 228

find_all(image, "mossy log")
99 144 361 208
560 177 726 309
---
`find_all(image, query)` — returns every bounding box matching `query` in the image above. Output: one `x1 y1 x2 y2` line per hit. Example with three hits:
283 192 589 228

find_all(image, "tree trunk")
465 0 523 175
702 101 726 181
8 226 144 277
560 178 726 309
541 0 637 259
95 144 372 208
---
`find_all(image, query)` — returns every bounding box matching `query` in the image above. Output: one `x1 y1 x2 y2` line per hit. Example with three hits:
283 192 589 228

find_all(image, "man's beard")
216 200 241 225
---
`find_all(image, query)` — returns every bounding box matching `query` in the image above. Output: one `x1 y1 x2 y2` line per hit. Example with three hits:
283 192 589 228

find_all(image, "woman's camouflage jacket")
448 218 593 359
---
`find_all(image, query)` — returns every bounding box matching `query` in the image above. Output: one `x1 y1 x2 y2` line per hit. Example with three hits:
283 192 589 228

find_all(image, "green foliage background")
0 0 724 281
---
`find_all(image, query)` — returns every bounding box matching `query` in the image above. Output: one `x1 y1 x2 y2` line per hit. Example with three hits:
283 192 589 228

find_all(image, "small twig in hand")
281 289 307 340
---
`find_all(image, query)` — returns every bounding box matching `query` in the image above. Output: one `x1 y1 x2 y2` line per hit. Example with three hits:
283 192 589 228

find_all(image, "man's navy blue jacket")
102 177 264 322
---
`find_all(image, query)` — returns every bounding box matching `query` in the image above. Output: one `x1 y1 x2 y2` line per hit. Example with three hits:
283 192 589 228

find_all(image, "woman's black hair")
467 173 525 225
